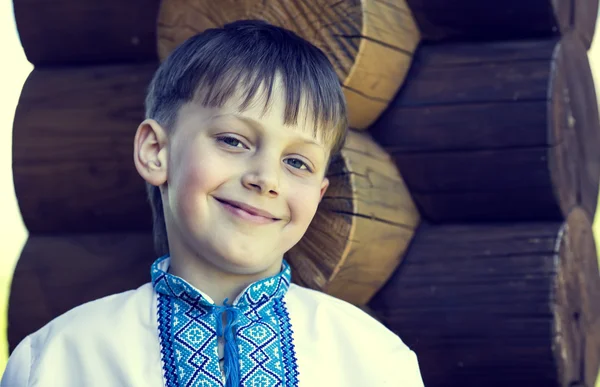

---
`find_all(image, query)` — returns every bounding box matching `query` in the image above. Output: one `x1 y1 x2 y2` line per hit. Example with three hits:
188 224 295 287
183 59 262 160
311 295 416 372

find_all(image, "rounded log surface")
370 36 600 222
13 0 161 65
287 130 420 305
12 64 158 233
369 208 600 387
404 0 571 42
156 0 421 129
7 233 156 353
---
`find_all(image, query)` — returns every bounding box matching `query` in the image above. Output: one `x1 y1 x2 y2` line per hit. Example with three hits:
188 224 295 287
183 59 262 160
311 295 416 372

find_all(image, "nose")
241 155 280 197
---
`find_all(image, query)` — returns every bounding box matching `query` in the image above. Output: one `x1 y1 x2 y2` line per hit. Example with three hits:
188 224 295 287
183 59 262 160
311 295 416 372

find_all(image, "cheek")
171 152 221 216
288 184 322 226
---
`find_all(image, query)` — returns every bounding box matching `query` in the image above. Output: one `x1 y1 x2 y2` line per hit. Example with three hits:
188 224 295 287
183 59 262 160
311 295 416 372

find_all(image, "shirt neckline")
150 255 292 308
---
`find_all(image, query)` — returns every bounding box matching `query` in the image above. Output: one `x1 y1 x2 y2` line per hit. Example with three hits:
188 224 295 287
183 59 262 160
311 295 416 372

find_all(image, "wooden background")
1 1 600 386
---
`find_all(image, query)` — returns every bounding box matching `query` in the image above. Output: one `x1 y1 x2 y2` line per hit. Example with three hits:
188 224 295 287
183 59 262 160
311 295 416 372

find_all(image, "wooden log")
369 207 600 387
13 0 162 65
370 35 600 222
12 63 157 233
156 0 421 130
7 233 156 352
288 130 420 306
404 0 571 43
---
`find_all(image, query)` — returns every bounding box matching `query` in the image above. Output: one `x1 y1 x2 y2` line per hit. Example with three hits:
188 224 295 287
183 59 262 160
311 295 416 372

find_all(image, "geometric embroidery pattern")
151 256 299 387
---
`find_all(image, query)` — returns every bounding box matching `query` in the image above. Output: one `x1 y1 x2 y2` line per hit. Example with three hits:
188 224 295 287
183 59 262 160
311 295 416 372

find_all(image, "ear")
318 177 329 202
133 119 169 187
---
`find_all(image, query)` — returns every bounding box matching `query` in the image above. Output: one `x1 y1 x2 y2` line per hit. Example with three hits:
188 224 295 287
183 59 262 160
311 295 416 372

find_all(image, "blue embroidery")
273 300 299 385
157 295 178 385
152 256 299 387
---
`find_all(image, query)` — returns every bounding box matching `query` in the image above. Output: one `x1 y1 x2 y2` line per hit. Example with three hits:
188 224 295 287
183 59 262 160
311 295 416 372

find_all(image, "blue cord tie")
214 298 241 387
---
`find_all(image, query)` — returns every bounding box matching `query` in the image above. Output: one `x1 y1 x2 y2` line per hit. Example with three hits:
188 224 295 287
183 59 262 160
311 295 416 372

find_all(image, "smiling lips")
215 198 280 224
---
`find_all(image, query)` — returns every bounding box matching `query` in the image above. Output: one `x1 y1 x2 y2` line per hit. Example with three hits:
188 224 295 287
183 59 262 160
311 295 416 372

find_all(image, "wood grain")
12 64 157 233
288 130 420 305
370 37 600 222
156 0 420 129
369 207 600 386
554 208 600 387
13 0 161 65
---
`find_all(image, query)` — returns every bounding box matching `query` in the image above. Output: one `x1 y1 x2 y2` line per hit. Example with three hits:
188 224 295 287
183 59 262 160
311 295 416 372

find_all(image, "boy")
2 20 424 386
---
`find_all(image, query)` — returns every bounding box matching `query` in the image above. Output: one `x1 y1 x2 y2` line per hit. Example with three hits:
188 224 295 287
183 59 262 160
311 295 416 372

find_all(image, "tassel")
215 299 241 387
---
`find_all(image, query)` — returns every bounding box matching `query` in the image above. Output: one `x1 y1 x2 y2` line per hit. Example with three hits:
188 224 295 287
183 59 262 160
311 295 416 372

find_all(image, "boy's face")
139 83 331 277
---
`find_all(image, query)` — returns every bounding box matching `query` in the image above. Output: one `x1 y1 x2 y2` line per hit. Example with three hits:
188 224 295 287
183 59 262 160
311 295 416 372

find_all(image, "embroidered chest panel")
152 258 299 387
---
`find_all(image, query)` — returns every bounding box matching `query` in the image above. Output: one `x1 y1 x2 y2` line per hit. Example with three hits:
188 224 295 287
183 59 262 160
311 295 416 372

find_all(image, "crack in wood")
331 210 414 229
341 84 390 103
334 34 413 56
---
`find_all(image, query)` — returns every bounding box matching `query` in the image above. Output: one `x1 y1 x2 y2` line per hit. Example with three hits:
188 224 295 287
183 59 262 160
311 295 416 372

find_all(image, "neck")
167 248 283 306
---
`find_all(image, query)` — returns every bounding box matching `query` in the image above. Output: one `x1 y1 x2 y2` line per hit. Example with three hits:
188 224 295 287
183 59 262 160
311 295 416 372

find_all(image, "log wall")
370 35 600 222
369 208 600 387
366 1 600 386
8 0 600 385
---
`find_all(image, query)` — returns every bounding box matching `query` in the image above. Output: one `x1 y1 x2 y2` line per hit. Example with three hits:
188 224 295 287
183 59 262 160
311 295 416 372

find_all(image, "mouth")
214 197 281 223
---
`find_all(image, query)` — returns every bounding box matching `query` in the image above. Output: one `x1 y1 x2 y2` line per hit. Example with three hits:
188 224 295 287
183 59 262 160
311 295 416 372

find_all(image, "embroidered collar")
151 255 292 308
151 255 300 387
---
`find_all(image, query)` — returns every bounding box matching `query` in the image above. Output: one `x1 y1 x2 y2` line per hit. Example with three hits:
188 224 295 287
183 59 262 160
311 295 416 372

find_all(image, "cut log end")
156 0 420 129
287 130 419 305
558 35 600 219
554 208 600 387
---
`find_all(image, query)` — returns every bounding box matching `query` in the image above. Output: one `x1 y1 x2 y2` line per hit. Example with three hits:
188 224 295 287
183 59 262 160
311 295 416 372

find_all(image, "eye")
285 157 311 172
216 135 247 149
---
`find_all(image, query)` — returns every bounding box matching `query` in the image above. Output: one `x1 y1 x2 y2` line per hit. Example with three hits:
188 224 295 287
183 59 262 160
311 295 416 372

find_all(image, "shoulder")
286 284 398 341
33 283 155 342
285 284 424 386
1 284 157 386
